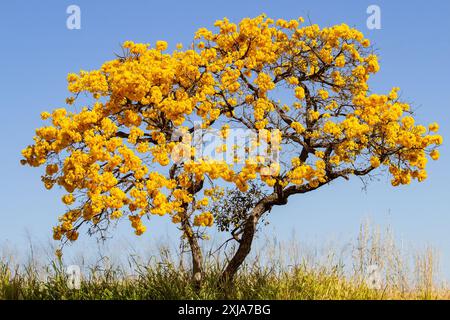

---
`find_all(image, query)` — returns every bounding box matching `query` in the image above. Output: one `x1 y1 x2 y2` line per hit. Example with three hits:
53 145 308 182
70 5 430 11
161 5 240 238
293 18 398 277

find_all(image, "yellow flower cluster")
255 72 275 93
129 215 146 235
287 159 327 187
21 15 442 243
193 212 214 227
291 121 305 134
184 160 235 183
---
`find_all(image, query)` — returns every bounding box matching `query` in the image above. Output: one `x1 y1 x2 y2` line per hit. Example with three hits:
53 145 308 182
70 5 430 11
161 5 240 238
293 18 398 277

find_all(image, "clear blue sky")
0 1 449 277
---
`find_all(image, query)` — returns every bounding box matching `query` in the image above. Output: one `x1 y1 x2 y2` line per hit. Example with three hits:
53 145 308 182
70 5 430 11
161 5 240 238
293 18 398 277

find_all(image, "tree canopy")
21 15 442 283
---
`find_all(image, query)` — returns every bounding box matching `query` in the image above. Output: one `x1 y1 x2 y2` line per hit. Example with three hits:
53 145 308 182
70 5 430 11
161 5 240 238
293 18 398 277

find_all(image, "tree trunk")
189 234 203 291
219 191 287 287
182 218 203 291
219 203 267 286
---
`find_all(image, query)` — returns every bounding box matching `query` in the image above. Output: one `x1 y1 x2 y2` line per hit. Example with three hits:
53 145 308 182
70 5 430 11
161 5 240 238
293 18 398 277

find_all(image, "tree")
21 15 442 288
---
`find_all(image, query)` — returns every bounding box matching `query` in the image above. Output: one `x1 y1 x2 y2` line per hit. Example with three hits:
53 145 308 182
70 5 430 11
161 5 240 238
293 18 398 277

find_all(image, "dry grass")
0 220 448 300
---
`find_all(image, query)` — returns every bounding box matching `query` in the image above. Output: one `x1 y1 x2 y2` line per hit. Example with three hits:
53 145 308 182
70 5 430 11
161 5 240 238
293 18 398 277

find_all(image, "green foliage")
211 182 268 234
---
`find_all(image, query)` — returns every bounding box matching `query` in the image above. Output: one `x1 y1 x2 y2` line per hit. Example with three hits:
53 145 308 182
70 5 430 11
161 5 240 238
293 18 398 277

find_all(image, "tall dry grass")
0 220 448 300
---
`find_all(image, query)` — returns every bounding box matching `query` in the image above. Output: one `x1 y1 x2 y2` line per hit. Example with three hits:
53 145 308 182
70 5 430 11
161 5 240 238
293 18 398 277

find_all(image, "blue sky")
0 1 449 278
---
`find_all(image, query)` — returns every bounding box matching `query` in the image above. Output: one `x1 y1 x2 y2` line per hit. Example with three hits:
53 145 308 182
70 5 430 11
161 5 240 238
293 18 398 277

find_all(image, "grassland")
1 221 448 300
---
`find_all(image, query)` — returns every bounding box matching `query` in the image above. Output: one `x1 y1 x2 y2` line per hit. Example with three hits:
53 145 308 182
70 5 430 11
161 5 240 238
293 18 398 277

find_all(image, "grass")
0 221 449 300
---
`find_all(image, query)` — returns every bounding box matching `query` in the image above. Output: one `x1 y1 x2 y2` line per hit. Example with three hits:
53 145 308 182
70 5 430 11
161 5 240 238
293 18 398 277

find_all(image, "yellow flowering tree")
22 15 442 287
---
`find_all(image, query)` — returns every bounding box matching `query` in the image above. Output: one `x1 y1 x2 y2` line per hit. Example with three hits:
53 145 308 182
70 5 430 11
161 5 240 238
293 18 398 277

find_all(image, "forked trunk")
219 204 266 286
